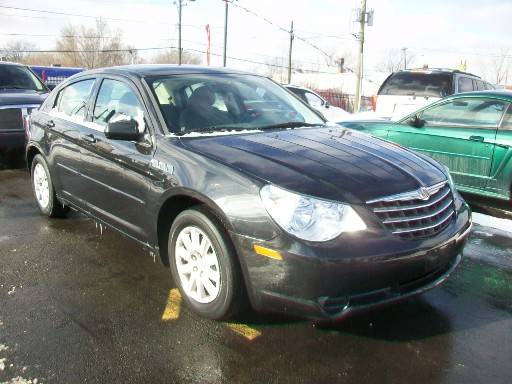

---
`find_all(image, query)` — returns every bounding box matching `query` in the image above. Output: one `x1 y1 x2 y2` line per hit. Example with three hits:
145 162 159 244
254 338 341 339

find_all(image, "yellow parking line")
225 323 262 341
161 288 182 321
160 289 262 341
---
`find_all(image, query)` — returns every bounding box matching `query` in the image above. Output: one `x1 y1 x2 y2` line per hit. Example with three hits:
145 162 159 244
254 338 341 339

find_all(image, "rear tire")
31 154 68 218
168 207 244 320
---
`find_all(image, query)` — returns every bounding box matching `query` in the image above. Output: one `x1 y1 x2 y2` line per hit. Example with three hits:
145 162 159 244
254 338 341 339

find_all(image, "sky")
0 0 511 83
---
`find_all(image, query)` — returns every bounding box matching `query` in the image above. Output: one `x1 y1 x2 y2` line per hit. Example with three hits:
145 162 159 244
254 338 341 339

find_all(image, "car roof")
285 84 312 91
0 61 28 68
450 90 512 100
395 68 481 79
79 64 258 78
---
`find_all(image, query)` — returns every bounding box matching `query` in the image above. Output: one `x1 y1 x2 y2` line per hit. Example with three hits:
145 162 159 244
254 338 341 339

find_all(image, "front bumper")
231 199 471 321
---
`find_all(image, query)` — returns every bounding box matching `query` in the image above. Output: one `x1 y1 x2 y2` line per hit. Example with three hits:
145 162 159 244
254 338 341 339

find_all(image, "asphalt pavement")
1 169 511 384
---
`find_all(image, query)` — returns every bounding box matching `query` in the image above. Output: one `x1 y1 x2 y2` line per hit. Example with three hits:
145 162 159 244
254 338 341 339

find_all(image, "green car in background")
340 90 512 203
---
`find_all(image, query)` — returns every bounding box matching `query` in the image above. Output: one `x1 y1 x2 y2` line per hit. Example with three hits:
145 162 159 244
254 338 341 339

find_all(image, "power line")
0 5 160 24
229 2 338 65
0 45 343 75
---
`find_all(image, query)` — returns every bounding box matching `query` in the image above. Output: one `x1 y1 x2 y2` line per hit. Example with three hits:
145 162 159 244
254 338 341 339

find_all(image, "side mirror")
407 115 425 128
324 101 330 108
105 118 141 141
47 84 56 91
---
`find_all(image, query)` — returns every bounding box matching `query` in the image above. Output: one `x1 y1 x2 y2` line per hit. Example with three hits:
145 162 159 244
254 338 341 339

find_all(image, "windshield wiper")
259 122 326 130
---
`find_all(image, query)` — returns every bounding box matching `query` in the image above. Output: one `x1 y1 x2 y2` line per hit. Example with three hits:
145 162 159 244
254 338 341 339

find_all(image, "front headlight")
260 185 366 242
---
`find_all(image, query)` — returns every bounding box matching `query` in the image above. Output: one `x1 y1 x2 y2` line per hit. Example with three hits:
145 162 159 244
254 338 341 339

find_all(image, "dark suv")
27 65 472 321
0 61 48 165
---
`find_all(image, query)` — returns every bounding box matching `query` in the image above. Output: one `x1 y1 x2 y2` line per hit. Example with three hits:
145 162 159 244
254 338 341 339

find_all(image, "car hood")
0 90 48 106
178 126 447 203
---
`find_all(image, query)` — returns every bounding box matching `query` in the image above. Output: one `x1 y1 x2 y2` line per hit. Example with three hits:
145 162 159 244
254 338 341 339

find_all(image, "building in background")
30 66 83 89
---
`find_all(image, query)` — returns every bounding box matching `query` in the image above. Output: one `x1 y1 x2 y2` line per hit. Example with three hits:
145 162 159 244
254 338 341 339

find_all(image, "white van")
376 68 494 120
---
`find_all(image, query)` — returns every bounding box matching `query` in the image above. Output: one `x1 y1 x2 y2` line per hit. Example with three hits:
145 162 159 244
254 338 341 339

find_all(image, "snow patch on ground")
472 213 512 234
0 358 6 371
0 345 8 352
1 377 38 384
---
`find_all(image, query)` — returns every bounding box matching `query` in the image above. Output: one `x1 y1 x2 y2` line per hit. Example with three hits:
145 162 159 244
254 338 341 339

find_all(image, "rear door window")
457 77 474 93
55 79 95 120
378 72 453 97
420 98 507 128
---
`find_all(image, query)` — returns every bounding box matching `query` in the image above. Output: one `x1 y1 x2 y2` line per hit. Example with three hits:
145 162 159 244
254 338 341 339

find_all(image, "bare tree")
376 49 416 73
55 19 134 69
489 48 511 85
150 49 201 65
0 40 36 63
265 56 287 83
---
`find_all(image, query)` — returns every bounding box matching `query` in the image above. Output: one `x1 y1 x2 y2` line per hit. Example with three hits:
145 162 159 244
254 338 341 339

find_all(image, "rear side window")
378 72 453 97
288 88 307 103
56 79 95 120
420 98 507 128
457 77 474 93
304 91 324 108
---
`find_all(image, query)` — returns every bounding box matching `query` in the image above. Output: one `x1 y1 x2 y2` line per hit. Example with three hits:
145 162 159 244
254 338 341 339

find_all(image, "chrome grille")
0 105 39 131
367 182 455 240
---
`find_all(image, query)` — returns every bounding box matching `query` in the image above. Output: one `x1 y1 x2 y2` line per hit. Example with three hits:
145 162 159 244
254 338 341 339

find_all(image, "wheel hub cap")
175 226 221 304
33 163 50 209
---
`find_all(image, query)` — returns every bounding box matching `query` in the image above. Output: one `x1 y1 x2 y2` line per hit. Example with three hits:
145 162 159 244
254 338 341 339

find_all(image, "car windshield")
0 65 46 92
146 73 325 135
378 72 453 98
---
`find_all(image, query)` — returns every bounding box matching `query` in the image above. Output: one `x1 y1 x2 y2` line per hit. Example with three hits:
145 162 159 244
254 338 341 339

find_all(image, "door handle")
45 120 55 128
80 133 97 143
469 135 484 142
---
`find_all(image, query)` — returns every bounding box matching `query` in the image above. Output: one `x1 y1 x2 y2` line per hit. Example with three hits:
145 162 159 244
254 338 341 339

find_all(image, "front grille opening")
0 108 23 130
367 183 455 240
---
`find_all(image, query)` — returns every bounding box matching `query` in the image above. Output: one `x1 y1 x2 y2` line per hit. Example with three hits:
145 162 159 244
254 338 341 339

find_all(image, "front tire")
168 207 244 320
31 154 68 218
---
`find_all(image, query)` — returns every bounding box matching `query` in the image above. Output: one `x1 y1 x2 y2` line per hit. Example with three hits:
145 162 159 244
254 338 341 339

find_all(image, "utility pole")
222 0 228 66
177 0 183 65
354 0 366 112
175 0 195 65
402 47 408 69
287 20 294 84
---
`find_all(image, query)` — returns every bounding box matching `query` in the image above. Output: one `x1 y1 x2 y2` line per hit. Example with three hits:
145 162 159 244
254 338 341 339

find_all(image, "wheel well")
157 195 208 266
157 194 236 266
26 146 41 172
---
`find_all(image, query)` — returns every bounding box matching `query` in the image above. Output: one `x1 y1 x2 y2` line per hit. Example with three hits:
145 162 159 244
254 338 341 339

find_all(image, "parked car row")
375 68 495 120
6 61 509 322
341 90 512 203
25 64 471 321
0 62 49 161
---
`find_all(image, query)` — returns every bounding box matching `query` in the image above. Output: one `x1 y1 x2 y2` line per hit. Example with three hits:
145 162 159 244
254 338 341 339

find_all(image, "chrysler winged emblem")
418 187 431 200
